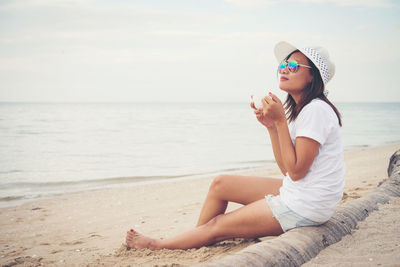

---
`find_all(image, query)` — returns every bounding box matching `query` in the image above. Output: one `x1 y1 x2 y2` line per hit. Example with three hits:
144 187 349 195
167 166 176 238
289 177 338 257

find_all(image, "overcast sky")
0 0 399 103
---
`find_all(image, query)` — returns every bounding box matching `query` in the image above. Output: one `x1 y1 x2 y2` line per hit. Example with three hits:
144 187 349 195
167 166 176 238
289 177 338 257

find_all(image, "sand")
303 197 400 267
0 143 399 267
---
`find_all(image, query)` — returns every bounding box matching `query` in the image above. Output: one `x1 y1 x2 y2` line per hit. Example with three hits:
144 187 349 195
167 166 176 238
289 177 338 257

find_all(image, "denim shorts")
265 194 323 232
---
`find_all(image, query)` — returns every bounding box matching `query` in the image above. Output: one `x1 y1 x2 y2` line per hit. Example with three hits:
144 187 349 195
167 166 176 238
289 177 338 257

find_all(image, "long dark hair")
283 50 342 126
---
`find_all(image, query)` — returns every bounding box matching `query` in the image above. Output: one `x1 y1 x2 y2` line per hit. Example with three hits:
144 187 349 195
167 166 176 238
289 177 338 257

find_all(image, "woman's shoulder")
299 98 338 122
303 98 335 114
305 98 330 109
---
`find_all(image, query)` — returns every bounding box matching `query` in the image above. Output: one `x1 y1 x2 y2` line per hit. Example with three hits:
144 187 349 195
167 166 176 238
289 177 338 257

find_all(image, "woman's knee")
209 174 231 196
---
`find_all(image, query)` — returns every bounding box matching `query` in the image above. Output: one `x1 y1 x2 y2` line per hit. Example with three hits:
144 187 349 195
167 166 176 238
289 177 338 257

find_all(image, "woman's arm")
262 93 319 181
274 120 319 180
267 127 287 175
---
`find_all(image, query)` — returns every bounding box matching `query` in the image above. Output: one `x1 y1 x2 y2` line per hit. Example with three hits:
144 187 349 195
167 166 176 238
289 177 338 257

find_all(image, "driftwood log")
197 149 400 267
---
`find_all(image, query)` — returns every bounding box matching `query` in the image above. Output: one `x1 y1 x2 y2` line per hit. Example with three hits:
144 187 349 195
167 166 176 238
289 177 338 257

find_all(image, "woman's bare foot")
125 229 159 250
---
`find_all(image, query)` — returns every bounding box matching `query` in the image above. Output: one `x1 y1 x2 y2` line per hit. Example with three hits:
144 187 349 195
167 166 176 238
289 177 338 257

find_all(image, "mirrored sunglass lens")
279 61 287 72
287 61 298 72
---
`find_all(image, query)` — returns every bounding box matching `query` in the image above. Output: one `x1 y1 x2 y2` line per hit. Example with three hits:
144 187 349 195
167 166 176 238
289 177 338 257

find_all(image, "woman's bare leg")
196 174 282 226
126 198 283 250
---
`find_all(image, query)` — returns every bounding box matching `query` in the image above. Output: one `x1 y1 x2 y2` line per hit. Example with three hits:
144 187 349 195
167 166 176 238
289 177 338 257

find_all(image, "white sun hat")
274 41 335 96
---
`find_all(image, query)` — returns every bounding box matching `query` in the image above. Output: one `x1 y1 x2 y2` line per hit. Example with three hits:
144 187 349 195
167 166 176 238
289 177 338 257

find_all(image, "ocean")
0 102 399 207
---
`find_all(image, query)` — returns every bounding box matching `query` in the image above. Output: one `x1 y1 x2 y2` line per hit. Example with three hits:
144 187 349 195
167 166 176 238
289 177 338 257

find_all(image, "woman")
125 41 345 250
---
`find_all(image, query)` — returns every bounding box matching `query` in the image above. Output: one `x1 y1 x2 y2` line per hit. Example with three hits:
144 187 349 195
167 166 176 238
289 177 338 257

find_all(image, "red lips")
280 77 288 81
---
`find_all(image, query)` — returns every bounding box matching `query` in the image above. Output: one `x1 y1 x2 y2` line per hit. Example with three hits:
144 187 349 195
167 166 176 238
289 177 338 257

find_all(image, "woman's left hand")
261 93 286 124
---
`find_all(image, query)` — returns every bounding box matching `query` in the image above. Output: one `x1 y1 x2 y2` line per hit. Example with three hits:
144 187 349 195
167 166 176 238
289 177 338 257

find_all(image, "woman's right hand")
250 101 275 129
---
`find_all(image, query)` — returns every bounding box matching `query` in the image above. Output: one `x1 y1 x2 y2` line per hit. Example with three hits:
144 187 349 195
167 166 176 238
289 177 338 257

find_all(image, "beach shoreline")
2 139 399 210
0 162 277 209
0 143 399 266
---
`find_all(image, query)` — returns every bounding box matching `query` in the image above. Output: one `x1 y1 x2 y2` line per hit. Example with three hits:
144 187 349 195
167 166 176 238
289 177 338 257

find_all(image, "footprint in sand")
60 240 84 246
88 233 102 238
176 208 188 215
5 256 43 266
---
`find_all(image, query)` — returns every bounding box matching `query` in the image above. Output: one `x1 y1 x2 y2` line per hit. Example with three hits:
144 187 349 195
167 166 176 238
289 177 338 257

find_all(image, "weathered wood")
197 150 400 267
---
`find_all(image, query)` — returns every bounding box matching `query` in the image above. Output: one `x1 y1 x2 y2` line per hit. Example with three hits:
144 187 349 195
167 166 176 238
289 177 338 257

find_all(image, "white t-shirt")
279 98 346 223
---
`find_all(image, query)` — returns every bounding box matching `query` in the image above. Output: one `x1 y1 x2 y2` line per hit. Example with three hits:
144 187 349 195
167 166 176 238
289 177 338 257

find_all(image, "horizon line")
0 100 399 104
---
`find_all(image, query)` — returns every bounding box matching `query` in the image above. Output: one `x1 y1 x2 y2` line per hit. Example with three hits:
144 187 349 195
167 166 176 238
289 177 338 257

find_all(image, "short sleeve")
294 101 335 145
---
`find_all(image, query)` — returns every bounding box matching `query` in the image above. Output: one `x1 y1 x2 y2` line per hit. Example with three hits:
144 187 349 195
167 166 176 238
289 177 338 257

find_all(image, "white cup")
251 95 265 109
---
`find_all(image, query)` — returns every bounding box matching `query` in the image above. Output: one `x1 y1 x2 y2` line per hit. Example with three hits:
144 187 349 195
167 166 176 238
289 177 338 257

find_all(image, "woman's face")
278 51 313 99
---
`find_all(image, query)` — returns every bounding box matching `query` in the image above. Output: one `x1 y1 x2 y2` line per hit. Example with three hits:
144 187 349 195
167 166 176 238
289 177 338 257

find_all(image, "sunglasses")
278 60 311 74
